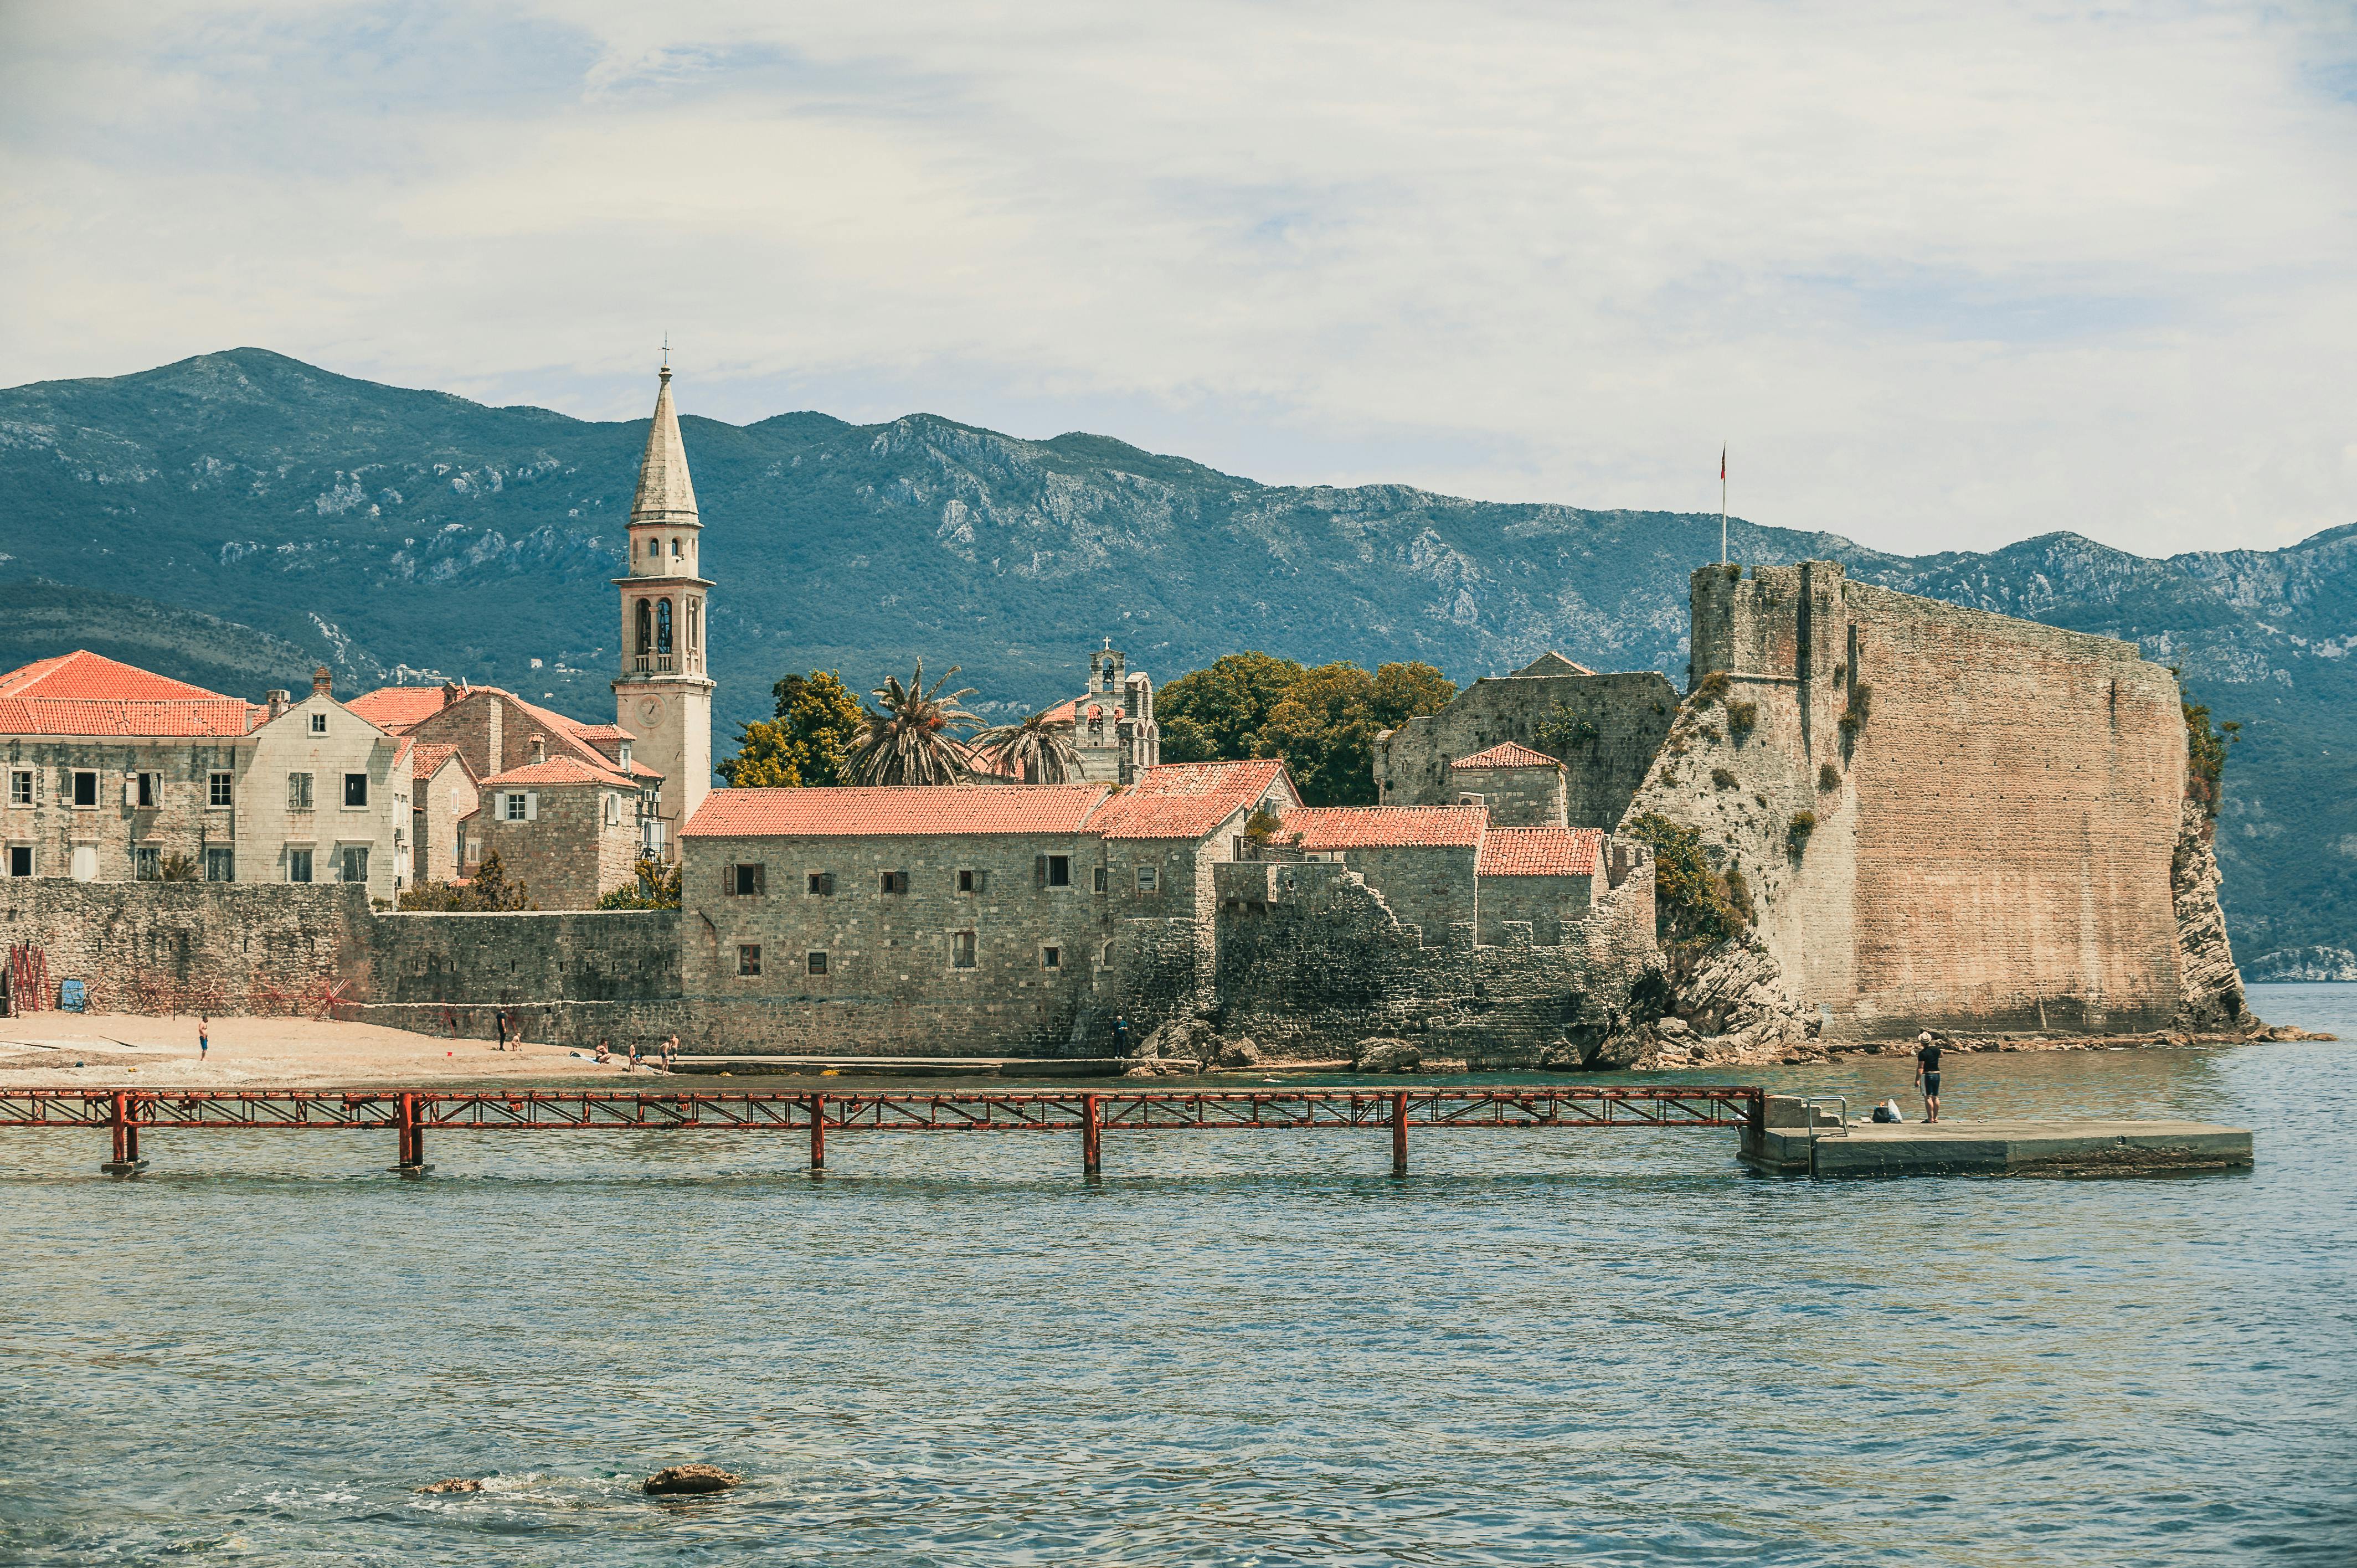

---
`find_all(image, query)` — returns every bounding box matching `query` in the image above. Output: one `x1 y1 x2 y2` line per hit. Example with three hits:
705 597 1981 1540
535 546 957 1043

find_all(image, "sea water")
1 984 2351 1565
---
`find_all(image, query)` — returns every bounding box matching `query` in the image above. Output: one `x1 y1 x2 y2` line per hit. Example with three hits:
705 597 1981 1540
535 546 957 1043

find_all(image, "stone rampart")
0 880 370 1015
1626 561 2203 1039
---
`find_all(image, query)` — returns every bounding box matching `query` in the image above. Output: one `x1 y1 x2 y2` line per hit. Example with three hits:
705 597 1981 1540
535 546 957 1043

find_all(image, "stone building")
409 744 478 884
1447 741 1569 826
611 361 716 835
1279 806 1489 942
1375 653 1676 828
464 739 649 909
0 653 410 900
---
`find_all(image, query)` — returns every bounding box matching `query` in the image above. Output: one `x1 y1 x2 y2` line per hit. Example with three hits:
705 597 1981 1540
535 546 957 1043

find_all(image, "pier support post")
101 1090 146 1177
1081 1094 1102 1178
809 1096 825 1172
1391 1090 1408 1178
392 1091 431 1178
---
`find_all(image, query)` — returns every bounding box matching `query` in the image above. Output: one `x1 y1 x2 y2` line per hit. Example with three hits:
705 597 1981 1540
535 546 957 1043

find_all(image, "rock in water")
644 1464 742 1495
1353 1038 1421 1074
1216 1038 1260 1067
416 1477 482 1494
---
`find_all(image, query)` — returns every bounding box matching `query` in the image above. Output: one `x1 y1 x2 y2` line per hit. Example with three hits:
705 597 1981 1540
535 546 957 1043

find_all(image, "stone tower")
1071 641 1159 783
612 361 716 852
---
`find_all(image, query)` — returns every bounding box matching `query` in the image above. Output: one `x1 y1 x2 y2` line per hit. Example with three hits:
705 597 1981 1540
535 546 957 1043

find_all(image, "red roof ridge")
0 649 234 704
480 755 640 790
1279 804 1488 849
1453 741 1560 770
1475 826 1604 878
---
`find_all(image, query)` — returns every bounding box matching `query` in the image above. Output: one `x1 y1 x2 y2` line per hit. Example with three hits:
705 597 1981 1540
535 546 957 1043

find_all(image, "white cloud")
1 0 2351 558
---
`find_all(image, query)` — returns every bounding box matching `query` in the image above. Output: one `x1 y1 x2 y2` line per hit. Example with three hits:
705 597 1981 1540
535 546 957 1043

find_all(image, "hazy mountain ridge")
1 348 2348 974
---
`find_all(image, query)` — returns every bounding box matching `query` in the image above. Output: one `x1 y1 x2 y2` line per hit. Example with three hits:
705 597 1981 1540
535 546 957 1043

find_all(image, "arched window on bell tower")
636 598 652 656
657 599 673 656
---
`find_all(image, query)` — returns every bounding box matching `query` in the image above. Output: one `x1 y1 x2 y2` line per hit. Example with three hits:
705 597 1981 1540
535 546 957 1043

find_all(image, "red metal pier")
0 1085 1766 1179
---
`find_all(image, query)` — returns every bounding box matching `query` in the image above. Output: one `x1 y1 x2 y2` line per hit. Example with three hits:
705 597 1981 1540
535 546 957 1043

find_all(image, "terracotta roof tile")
1512 652 1598 678
480 755 641 790
1476 827 1603 877
1452 741 1560 771
1279 805 1488 849
345 686 453 731
411 742 471 781
1087 760 1296 840
0 650 230 703
0 696 258 737
683 784 1111 839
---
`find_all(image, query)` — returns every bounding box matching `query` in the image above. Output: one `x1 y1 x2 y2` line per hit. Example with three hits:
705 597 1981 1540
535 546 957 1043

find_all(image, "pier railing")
0 1085 1767 1179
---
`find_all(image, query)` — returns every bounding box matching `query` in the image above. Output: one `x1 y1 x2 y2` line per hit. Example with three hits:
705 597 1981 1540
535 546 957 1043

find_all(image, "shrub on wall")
1722 866 1756 924
1726 700 1758 735
1695 670 1732 702
1623 812 1744 947
1535 703 1601 751
1839 682 1874 737
400 849 537 912
2181 692 2240 818
1787 809 1818 854
1711 767 1738 790
597 857 682 910
1818 762 1840 791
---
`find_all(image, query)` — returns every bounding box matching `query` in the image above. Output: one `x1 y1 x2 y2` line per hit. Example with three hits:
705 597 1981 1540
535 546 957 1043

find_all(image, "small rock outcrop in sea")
415 1478 482 1494
1124 1015 1264 1075
1352 1038 1421 1074
643 1464 742 1495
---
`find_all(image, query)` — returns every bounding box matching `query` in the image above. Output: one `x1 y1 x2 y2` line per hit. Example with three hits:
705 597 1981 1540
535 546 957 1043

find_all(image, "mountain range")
1 348 2348 978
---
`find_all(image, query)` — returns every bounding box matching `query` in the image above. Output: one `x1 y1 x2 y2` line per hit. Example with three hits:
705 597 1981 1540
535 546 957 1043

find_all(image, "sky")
2 0 2353 560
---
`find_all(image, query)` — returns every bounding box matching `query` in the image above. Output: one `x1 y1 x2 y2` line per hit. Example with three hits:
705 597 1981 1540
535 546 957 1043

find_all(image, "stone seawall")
0 881 370 1015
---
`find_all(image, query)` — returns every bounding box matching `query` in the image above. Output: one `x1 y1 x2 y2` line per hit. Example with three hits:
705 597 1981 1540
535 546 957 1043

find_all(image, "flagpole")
1720 443 1728 565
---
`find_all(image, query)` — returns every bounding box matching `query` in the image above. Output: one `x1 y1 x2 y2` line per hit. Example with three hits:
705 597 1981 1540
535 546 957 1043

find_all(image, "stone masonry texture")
1378 670 1677 828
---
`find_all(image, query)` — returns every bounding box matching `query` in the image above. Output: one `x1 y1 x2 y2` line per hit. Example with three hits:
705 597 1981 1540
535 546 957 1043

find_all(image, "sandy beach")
0 1012 671 1088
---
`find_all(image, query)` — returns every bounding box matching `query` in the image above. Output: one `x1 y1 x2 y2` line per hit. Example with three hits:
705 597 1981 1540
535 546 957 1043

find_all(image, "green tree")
1257 663 1383 806
1622 813 1741 948
972 710 1084 783
850 659 982 786
721 670 865 788
597 856 682 910
2182 695 2241 818
398 848 537 912
1155 653 1306 762
1368 661 1455 729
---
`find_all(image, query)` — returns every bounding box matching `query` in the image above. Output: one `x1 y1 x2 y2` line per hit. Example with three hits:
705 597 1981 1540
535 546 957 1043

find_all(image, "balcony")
632 654 677 674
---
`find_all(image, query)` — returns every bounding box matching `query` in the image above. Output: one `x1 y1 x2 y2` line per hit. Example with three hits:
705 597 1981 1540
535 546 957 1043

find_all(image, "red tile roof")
411 742 471 781
0 696 257 737
345 686 453 731
1476 827 1603 877
1087 760 1296 840
1452 741 1560 771
480 755 641 790
0 649 230 703
1279 805 1488 849
683 784 1112 839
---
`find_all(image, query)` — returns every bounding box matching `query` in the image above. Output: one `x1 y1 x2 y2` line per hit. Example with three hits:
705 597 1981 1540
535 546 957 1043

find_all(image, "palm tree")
848 659 982 785
972 710 1084 783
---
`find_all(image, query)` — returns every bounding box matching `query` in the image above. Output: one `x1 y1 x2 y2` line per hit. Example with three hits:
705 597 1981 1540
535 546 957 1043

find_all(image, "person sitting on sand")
594 1039 611 1065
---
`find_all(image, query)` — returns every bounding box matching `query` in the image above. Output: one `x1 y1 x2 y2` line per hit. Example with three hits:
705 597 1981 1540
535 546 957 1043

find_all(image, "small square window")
1042 946 1061 969
738 943 763 977
288 772 314 812
287 848 313 884
956 868 976 893
8 771 31 807
806 951 828 976
730 863 765 895
506 792 528 821
135 847 161 881
950 930 977 969
343 772 369 808
209 772 234 808
204 847 235 882
1038 854 1070 888
310 712 328 734
71 771 97 808
1092 865 1109 893
1136 865 1158 893
340 845 368 884
881 869 909 895
8 845 32 877
807 871 834 896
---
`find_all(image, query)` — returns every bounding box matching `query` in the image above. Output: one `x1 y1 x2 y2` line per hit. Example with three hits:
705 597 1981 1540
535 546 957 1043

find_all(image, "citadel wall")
1628 561 2192 1038
0 881 370 1015
1376 669 1677 828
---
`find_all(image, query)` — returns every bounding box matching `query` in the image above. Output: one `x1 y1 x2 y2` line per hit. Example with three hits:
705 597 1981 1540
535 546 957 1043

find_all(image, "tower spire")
630 359 697 524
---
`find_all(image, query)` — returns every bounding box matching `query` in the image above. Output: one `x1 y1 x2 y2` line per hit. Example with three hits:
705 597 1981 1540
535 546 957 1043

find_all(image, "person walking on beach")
1915 1031 1943 1123
629 1039 641 1071
662 1034 678 1072
198 1015 209 1065
495 1009 510 1053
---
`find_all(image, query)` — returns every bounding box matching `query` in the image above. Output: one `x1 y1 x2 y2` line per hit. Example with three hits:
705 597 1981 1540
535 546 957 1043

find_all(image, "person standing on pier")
1112 1014 1132 1058
1915 1032 1943 1123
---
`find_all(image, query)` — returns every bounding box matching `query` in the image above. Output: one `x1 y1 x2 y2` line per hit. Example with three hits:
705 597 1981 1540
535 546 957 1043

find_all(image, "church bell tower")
613 357 716 849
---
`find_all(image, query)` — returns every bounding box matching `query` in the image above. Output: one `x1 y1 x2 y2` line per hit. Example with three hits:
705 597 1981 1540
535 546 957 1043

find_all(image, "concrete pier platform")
1743 1117 2253 1177
671 1055 1128 1079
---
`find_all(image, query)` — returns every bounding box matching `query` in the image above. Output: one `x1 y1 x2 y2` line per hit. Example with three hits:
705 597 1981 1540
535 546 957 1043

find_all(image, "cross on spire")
660 333 671 373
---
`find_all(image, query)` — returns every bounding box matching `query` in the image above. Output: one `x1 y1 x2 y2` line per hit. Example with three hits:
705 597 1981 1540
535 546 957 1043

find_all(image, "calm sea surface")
2 983 2353 1565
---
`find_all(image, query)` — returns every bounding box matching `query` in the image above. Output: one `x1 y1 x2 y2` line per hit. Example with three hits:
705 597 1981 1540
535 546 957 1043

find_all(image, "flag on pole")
1721 444 1726 482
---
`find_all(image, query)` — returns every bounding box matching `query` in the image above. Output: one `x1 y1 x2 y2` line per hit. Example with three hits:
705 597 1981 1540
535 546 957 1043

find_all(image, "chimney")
311 666 333 698
529 734 547 765
440 679 459 708
266 689 290 720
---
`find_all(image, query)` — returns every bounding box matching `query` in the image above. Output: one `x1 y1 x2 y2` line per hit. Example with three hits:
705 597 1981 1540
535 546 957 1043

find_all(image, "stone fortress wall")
1619 561 2204 1040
